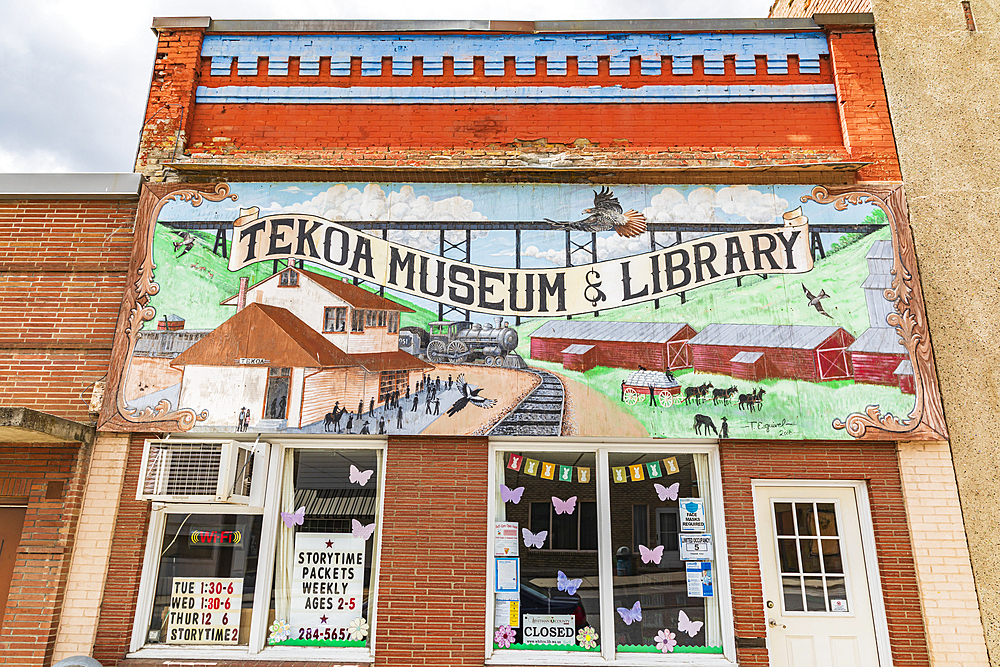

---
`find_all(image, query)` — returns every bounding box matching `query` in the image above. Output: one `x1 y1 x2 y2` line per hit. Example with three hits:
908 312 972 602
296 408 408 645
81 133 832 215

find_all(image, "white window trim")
750 479 893 667
128 436 387 663
485 439 736 666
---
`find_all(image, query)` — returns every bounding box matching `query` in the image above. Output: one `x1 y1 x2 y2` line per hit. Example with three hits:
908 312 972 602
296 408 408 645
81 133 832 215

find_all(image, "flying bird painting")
544 187 647 238
446 374 497 416
802 283 833 319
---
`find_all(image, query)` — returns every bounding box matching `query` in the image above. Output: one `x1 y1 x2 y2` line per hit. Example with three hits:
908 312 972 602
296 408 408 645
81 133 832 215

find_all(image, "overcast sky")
0 0 772 174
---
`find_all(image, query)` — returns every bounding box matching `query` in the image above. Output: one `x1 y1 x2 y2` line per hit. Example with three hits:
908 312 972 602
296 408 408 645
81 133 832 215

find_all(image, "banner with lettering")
104 182 946 442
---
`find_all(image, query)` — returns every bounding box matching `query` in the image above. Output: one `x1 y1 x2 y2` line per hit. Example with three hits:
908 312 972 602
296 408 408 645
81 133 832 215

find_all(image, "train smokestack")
494 316 503 329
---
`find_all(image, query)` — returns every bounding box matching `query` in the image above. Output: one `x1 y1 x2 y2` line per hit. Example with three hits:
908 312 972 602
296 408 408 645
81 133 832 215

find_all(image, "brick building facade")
0 12 988 667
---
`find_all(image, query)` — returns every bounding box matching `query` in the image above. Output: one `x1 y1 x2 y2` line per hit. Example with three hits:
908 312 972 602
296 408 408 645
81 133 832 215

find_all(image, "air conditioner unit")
136 439 269 507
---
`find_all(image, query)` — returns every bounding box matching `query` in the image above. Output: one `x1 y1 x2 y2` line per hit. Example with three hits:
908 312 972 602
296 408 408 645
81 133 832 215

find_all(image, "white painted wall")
178 365 269 428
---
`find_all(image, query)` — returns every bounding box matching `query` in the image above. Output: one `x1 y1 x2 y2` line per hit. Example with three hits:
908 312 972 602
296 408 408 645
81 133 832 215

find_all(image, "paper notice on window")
289 533 366 643
679 533 714 561
166 577 243 644
495 592 520 627
494 522 519 557
679 497 706 532
495 557 519 592
522 614 575 645
686 561 714 597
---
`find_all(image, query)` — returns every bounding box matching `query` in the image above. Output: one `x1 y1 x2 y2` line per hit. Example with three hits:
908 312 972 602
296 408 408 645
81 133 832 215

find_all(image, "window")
377 310 386 327
387 312 398 334
264 368 291 419
491 447 729 661
773 501 846 613
278 268 298 287
324 307 347 333
132 440 384 660
351 309 364 333
366 310 376 327
379 370 407 401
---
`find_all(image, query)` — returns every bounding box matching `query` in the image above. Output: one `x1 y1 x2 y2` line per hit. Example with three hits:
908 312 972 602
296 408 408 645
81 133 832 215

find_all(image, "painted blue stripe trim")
194 83 837 104
202 32 829 78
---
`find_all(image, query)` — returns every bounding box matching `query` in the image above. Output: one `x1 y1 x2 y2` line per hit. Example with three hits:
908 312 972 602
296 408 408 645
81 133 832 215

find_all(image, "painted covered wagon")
621 369 680 407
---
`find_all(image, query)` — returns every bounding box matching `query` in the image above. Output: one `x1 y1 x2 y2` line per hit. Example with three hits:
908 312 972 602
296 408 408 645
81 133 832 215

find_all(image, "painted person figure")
448 374 453 390
405 383 410 399
345 412 354 434
360 421 370 435
434 397 440 415
397 406 404 429
426 396 433 414
369 397 375 416
436 375 441 392
621 380 626 402
237 407 246 432
357 400 364 418
720 416 729 439
411 394 419 412
378 416 385 435
648 385 657 408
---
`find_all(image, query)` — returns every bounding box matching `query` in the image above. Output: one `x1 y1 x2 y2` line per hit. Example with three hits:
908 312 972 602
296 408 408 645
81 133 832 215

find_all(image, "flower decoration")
268 619 291 644
494 624 516 648
348 616 369 641
655 628 677 653
577 625 599 649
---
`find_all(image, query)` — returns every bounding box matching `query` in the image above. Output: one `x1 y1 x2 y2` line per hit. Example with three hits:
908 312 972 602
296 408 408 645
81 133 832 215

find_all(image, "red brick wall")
0 443 90 666
92 434 153 666
721 440 930 666
827 29 902 181
0 199 136 422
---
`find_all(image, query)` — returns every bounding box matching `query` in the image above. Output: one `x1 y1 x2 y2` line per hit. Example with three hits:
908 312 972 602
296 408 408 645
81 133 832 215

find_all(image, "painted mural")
101 182 946 441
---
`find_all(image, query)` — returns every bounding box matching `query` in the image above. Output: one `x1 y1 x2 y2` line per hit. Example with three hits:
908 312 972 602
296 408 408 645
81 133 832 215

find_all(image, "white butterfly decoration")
617 600 642 625
638 544 664 564
501 484 525 504
280 506 305 528
522 528 547 549
557 570 582 596
349 464 374 486
351 519 376 540
654 482 680 502
677 610 704 637
552 495 577 515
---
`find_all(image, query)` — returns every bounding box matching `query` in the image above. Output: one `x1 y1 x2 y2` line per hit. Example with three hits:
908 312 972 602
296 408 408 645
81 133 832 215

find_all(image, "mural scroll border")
804 184 947 441
98 182 238 432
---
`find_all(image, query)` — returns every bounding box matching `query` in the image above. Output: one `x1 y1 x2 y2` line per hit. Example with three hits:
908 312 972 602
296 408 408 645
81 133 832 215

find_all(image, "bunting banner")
508 455 676 484
229 207 811 318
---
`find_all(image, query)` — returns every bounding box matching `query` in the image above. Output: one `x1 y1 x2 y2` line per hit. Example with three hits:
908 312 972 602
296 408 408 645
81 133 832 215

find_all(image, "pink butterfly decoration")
654 482 680 501
501 484 525 504
552 495 577 515
280 506 305 528
522 528 547 549
351 518 376 540
617 600 642 625
638 544 664 564
677 610 703 637
349 464 374 486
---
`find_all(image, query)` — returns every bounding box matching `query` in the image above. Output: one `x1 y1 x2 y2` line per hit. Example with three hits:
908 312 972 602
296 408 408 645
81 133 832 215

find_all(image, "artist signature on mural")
743 419 797 436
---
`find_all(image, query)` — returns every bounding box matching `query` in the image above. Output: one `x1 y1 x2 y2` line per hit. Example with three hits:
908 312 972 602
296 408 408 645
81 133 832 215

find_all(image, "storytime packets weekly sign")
290 533 365 641
228 207 811 318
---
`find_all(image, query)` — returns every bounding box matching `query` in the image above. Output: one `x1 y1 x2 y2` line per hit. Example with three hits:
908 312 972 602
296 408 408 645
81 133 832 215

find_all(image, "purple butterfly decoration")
617 600 642 625
654 482 680 501
556 570 582 595
501 484 524 504
552 495 577 515
352 518 376 540
522 528 547 549
349 465 374 486
281 506 305 528
638 544 664 564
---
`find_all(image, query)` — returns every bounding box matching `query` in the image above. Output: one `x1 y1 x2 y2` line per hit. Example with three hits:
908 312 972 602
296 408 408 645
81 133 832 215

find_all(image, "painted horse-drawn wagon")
621 370 680 407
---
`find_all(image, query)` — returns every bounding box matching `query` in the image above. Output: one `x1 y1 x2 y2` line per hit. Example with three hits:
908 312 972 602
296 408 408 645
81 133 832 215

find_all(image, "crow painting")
446 374 497 417
544 187 647 238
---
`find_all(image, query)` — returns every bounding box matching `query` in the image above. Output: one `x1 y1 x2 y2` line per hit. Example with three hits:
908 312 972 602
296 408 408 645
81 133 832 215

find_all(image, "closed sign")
522 614 575 645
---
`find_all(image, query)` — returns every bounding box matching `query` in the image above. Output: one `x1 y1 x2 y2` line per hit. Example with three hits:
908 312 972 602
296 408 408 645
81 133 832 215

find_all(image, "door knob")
768 619 786 629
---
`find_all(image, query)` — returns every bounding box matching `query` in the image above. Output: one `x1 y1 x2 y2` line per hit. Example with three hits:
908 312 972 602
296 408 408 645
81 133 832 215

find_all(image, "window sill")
486 650 735 667
127 645 374 663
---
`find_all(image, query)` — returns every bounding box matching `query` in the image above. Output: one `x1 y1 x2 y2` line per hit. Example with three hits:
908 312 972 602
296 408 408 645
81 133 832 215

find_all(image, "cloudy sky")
0 0 772 174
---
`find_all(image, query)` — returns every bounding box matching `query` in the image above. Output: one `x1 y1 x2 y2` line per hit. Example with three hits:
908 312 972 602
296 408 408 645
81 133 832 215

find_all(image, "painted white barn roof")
688 323 844 349
531 320 690 344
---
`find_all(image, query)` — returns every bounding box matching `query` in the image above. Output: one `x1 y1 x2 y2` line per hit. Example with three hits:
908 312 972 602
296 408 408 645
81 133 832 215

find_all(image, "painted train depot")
0 13 990 667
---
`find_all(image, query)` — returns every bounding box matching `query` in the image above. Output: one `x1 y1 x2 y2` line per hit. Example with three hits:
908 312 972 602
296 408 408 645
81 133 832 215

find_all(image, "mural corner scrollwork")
803 185 948 441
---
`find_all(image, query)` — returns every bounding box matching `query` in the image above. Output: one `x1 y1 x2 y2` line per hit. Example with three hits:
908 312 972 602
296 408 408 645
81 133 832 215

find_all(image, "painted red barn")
530 321 696 373
688 323 855 382
847 327 908 386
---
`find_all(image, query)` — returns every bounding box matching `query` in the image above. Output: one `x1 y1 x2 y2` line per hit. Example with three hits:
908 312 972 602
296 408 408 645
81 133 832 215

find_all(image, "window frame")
324 306 348 333
485 440 736 665
128 437 387 663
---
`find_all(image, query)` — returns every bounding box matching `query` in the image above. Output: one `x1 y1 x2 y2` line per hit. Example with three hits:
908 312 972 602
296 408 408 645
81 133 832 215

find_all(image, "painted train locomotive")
399 317 524 367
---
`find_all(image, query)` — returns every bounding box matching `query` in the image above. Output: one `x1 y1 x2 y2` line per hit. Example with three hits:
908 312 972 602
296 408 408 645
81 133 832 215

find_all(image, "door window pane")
772 500 849 614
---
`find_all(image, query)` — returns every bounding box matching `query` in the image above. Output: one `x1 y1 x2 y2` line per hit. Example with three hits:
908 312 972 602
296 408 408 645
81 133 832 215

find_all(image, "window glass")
351 309 364 332
324 307 347 333
494 452 600 653
771 501 847 614
146 514 262 646
608 453 722 656
269 449 380 648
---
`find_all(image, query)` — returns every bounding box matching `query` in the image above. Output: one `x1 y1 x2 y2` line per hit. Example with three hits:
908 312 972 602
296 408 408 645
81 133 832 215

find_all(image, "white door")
754 484 882 667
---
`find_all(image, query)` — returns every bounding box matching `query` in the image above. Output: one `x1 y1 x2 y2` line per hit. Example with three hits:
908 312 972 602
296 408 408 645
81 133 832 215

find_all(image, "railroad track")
488 367 565 437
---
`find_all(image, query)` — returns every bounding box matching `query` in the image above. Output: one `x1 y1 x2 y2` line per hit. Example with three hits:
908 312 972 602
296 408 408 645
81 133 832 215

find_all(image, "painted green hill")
145 225 438 331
